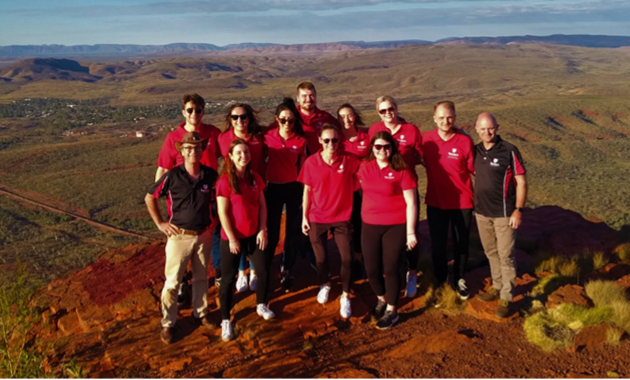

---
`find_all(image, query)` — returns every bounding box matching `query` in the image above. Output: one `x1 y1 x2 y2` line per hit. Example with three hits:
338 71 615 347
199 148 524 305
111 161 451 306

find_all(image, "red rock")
616 274 630 289
572 323 610 351
57 311 84 335
545 284 591 309
387 329 477 357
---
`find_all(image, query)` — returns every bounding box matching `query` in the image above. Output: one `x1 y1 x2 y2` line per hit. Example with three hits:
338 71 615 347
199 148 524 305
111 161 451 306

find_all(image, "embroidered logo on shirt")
447 148 460 159
385 172 395 180
201 184 210 193
337 164 345 173
397 134 407 144
490 158 500 167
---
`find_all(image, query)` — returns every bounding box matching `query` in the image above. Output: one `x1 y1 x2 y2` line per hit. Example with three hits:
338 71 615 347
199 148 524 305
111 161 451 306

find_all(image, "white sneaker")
256 303 275 320
340 296 352 318
317 285 331 304
236 274 248 293
405 271 417 298
221 320 233 342
249 273 257 292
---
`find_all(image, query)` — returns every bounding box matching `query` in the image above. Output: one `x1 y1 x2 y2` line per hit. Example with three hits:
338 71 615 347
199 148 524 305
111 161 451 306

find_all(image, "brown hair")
433 100 455 114
221 138 254 195
182 93 205 109
365 131 407 171
319 124 338 137
336 103 365 127
275 98 304 136
297 81 316 94
223 103 261 135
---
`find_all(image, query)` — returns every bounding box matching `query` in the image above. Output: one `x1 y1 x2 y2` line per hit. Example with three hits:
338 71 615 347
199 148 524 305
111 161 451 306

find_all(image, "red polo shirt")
422 129 474 209
218 129 267 181
216 172 265 240
263 128 307 183
368 121 423 179
341 128 371 158
298 151 361 223
157 122 222 171
357 160 417 225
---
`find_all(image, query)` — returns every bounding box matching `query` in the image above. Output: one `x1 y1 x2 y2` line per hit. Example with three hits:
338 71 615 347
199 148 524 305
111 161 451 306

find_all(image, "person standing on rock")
146 131 219 345
368 96 423 299
422 101 475 300
155 93 222 306
358 131 418 329
473 113 527 319
217 103 267 294
217 139 274 342
299 125 361 319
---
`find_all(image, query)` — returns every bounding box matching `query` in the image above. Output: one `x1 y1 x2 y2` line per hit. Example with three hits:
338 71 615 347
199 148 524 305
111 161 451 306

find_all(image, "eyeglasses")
182 146 203 152
373 144 391 151
186 108 203 115
278 118 295 125
230 114 248 121
378 107 396 115
322 138 339 145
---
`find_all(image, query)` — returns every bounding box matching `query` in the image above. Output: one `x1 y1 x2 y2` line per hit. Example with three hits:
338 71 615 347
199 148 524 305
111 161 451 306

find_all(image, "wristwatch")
516 207 524 212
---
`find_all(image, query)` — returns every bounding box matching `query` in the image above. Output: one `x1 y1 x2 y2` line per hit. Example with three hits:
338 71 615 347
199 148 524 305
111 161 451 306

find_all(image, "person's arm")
144 193 179 236
256 190 268 251
509 174 527 229
155 167 168 182
403 188 418 251
302 184 311 235
217 196 240 254
414 129 424 166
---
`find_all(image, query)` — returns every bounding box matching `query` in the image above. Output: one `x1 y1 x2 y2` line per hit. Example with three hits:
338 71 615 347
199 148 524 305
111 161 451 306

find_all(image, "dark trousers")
265 181 304 275
362 222 407 306
350 190 363 254
219 236 270 320
427 206 473 285
309 221 353 293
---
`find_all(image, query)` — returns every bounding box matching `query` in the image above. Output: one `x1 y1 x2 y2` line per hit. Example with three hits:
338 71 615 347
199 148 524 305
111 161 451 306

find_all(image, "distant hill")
0 58 102 83
435 34 630 48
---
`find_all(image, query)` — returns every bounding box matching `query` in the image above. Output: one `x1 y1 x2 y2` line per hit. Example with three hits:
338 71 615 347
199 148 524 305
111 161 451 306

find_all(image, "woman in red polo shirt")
218 103 266 294
357 131 418 330
299 125 361 318
368 95 423 299
217 139 274 342
263 98 307 293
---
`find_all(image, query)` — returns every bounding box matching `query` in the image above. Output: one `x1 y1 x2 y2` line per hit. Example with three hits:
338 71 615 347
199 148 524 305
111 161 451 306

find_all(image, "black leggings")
310 221 353 293
427 206 473 285
350 190 363 254
219 235 270 320
362 222 406 307
265 181 304 275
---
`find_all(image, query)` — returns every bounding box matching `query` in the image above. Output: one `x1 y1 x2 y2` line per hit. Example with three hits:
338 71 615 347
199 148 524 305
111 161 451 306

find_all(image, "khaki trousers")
161 229 212 327
475 213 516 302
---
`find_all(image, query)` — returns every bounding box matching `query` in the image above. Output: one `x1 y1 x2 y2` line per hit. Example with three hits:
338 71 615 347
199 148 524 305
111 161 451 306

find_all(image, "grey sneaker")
375 310 399 330
477 287 500 302
370 300 387 320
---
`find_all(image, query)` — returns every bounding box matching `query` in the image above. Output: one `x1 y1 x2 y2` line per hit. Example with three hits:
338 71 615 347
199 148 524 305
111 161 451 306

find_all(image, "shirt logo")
385 172 395 180
337 164 345 173
490 158 500 167
201 184 210 193
397 134 407 144
290 145 299 152
360 141 365 145
447 148 460 159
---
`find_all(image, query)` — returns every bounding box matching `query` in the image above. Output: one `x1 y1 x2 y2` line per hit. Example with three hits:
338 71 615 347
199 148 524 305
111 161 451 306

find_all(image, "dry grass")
606 326 624 346
585 280 627 307
433 283 466 316
616 243 630 263
591 250 609 271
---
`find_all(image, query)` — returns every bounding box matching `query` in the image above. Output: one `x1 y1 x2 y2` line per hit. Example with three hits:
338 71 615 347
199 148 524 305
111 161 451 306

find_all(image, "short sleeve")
215 176 232 198
400 169 418 191
510 147 526 175
156 134 175 169
297 158 313 186
147 173 170 198
253 172 266 193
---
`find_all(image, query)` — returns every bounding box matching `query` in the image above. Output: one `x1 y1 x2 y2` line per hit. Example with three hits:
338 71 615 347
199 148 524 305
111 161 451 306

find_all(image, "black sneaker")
454 278 470 300
281 275 293 293
375 310 399 330
370 300 387 320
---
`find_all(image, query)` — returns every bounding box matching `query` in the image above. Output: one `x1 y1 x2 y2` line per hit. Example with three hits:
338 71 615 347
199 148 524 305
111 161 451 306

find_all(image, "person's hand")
509 210 522 229
257 230 268 251
229 239 241 254
406 233 417 251
302 217 311 236
158 222 180 237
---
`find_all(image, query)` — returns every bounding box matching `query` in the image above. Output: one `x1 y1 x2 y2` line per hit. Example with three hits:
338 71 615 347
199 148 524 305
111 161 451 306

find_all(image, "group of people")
145 81 528 344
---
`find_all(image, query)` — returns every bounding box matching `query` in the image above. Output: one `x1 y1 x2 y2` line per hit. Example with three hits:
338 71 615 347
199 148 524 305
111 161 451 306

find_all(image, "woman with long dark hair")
216 139 273 342
218 103 266 293
358 131 418 330
263 98 307 293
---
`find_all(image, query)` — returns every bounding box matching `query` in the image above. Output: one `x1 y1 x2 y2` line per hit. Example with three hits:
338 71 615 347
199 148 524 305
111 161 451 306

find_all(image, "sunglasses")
278 118 295 125
230 114 248 121
186 108 203 115
378 107 396 115
182 145 203 152
322 138 339 145
373 144 392 151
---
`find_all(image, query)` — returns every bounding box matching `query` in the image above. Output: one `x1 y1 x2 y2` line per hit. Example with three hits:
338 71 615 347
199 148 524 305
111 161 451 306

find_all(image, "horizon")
1 0 629 46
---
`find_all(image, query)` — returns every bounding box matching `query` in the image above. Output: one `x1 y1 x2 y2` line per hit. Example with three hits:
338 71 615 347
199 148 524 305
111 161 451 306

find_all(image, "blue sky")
0 0 629 46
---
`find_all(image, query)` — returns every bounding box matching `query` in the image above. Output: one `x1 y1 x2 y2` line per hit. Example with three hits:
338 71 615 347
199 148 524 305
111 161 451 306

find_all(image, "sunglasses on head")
186 108 203 115
378 107 396 115
230 114 248 121
322 138 339 145
373 144 391 151
278 118 295 125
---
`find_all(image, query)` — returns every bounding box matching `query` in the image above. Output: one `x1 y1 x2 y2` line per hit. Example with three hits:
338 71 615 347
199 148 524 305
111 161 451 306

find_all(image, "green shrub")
585 280 627 307
433 283 466 316
523 311 575 352
591 250 609 271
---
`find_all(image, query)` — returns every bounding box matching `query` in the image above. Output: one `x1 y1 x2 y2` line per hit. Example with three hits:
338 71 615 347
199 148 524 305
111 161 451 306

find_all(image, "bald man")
473 113 527 319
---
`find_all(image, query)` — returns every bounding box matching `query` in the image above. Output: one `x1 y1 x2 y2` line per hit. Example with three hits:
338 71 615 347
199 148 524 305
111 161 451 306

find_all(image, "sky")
0 0 629 46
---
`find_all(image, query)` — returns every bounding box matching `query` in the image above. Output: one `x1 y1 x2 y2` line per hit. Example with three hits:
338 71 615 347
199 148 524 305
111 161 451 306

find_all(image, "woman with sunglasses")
264 98 307 292
218 104 266 294
357 131 418 329
368 96 423 299
217 139 273 342
298 125 361 318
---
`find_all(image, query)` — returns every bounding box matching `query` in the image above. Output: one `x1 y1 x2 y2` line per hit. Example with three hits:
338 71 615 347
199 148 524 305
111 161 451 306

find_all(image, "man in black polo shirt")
145 131 218 344
473 113 527 319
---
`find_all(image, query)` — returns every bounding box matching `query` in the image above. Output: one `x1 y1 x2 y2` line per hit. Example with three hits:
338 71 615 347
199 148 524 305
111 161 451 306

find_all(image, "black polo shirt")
474 136 526 217
147 164 218 231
